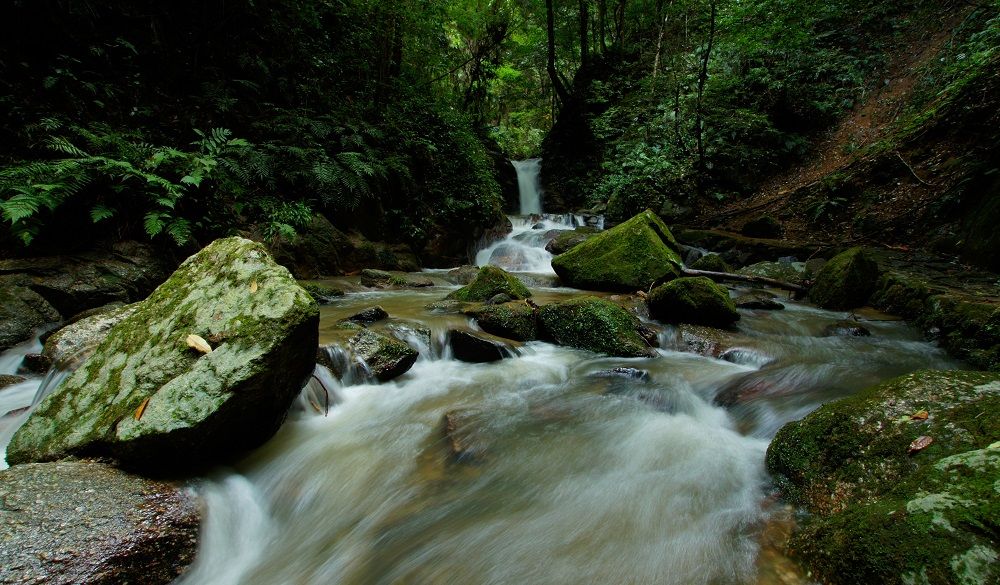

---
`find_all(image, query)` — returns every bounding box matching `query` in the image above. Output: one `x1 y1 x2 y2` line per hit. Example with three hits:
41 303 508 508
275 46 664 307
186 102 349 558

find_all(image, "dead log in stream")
679 268 809 294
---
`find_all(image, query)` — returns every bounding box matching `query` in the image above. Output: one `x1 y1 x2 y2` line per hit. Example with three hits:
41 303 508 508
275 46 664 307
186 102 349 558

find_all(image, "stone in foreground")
349 329 419 381
0 460 199 585
7 237 319 470
539 296 656 357
446 265 531 302
469 301 539 341
809 247 880 310
551 210 682 291
767 370 1000 585
648 277 739 327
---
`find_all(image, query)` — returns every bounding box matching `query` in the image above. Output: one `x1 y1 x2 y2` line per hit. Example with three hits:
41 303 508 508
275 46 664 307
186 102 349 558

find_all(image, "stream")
0 161 962 584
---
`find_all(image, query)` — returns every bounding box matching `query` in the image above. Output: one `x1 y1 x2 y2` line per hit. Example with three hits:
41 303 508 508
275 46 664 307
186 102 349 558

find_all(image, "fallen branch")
896 152 935 187
680 268 809 294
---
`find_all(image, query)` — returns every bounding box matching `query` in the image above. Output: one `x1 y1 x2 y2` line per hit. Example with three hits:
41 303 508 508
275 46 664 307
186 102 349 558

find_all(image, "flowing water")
512 159 544 215
0 163 964 583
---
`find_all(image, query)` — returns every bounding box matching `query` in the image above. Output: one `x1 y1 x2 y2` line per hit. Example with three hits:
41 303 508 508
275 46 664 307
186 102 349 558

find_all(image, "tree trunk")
694 0 717 195
598 0 607 53
579 0 589 69
680 268 808 294
546 0 571 105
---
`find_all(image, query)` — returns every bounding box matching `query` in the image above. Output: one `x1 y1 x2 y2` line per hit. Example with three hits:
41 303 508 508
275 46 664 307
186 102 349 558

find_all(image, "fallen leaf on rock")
134 397 151 421
908 435 933 454
186 334 213 354
250 279 259 293
910 410 929 421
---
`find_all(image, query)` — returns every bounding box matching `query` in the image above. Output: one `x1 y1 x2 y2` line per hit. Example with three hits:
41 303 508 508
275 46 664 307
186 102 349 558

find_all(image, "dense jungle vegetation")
1 0 998 265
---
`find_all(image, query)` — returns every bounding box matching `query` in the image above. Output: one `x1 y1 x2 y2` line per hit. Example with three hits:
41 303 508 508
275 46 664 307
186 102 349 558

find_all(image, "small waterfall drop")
512 159 543 215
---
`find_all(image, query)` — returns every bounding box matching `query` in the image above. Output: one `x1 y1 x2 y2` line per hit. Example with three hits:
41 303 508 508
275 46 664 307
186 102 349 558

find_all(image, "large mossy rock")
809 247 880 310
551 210 682 292
446 265 531 302
0 460 199 585
0 276 61 351
766 370 1000 585
538 296 656 357
469 301 539 341
648 277 739 327
348 329 418 381
7 237 319 470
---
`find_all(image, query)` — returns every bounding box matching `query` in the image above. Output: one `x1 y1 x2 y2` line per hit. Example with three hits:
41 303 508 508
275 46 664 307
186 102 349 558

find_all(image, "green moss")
551 210 682 292
809 247 881 309
648 277 739 327
538 296 654 357
871 271 932 320
767 370 1000 585
468 301 538 342
446 266 531 302
688 253 732 273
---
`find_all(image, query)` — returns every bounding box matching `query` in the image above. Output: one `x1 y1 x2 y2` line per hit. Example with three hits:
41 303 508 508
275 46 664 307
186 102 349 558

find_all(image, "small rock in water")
441 409 487 463
734 293 785 311
822 320 872 337
449 330 514 363
18 353 51 375
0 374 27 391
348 329 418 381
590 367 651 381
532 222 546 229
348 306 389 324
443 265 480 285
719 347 772 367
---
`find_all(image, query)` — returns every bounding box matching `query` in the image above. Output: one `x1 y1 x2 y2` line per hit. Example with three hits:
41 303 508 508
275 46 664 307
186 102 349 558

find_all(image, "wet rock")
0 374 27 391
446 266 531 302
425 300 470 314
736 261 807 284
0 276 61 352
360 269 432 289
672 228 821 268
444 265 480 285
734 292 785 311
718 347 772 367
823 320 872 337
486 293 512 305
544 227 599 255
809 247 880 310
539 296 657 358
17 353 51 375
648 277 740 328
714 367 793 406
0 460 199 585
299 282 345 304
590 367 651 381
349 329 418 381
767 370 1000 585
689 253 732 273
470 301 539 342
673 324 733 357
43 303 140 369
7 237 319 471
441 409 488 463
449 330 514 363
551 210 683 292
348 305 389 324
741 215 783 239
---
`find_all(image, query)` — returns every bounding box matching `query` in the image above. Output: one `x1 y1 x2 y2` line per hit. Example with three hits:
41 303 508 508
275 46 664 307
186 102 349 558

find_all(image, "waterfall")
512 159 543 215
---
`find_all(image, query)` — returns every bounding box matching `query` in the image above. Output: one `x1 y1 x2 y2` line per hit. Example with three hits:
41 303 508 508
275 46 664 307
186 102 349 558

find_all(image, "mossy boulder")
446 266 531 302
809 247 880 310
538 296 656 357
544 227 599 255
648 277 739 327
689 253 732 273
0 276 61 351
550 210 682 292
0 460 200 585
736 261 807 284
448 330 514 363
348 329 418 382
468 301 539 342
766 370 1000 585
7 237 319 471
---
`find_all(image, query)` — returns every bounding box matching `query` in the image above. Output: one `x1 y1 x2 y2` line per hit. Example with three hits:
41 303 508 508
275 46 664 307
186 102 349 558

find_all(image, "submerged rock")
470 301 539 342
449 330 514 363
349 329 418 381
360 269 432 289
446 266 531 302
551 210 682 291
823 320 872 337
809 247 880 310
539 296 656 357
43 303 140 369
766 370 1000 585
589 367 651 381
7 237 319 471
648 277 740 327
0 460 199 585
734 292 785 311
441 409 488 463
348 305 389 324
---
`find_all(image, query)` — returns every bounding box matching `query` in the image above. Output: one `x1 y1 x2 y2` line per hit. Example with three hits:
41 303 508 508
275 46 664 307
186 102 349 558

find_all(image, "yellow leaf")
186 334 213 354
134 397 151 421
910 410 929 421
908 435 933 454
250 279 259 293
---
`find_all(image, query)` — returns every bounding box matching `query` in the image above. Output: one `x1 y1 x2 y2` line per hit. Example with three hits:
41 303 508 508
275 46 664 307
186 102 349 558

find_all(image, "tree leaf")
186 334 213 354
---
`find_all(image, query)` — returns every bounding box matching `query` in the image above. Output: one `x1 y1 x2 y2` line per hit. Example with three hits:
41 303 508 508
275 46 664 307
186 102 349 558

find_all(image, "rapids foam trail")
474 216 576 274
512 158 543 215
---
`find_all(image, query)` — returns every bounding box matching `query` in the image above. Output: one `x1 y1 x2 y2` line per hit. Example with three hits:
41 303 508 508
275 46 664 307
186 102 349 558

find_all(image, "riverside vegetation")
1 1 999 584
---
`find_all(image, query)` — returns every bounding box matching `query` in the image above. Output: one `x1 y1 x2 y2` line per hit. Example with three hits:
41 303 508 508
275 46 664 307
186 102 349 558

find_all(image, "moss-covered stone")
538 296 655 357
544 227 599 255
7 237 319 471
736 261 807 284
469 301 539 341
648 277 739 327
551 210 682 292
689 253 732 273
348 329 418 381
922 295 1000 372
767 370 1000 585
298 282 345 304
809 247 881 309
446 266 531 302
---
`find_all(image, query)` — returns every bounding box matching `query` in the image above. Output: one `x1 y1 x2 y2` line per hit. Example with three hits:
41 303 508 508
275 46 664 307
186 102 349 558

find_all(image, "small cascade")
30 368 70 407
511 159 543 215
474 215 576 274
295 365 344 416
